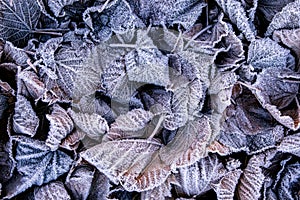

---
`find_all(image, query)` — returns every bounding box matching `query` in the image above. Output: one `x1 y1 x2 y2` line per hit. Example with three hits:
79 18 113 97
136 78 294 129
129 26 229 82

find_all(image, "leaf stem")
184 25 213 49
109 43 136 48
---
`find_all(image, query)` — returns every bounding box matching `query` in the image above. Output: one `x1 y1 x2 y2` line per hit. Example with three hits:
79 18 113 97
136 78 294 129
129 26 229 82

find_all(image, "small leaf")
13 95 39 137
46 104 74 151
34 181 71 200
0 0 41 46
265 0 300 36
68 109 109 141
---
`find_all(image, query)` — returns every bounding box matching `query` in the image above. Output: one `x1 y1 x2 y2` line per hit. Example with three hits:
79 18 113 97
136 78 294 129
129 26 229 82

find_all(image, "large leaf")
0 0 41 46
247 38 295 70
175 154 227 197
266 0 300 36
13 95 39 137
3 136 73 199
81 139 171 191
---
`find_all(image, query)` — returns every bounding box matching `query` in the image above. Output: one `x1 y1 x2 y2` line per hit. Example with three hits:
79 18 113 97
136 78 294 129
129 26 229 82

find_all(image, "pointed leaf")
0 0 41 46
13 95 39 137
69 109 108 141
46 104 74 151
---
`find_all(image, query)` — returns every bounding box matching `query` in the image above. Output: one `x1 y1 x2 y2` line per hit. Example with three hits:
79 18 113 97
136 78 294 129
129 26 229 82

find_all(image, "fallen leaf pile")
0 0 300 199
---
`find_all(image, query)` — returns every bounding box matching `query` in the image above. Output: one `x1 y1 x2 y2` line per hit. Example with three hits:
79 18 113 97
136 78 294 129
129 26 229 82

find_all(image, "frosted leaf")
46 104 74 151
273 28 300 57
212 169 243 200
102 60 142 103
81 139 171 191
48 0 78 17
125 48 170 87
87 170 111 200
278 132 300 157
247 38 295 70
160 116 211 168
132 0 206 29
65 164 95 200
175 154 227 197
206 140 231 156
34 181 71 200
266 0 300 36
237 154 266 200
164 77 205 130
215 0 255 41
18 70 45 100
60 129 85 151
141 175 178 200
2 40 29 66
0 0 41 46
278 163 300 200
252 68 300 130
0 136 14 184
3 136 73 198
214 30 245 70
257 0 294 23
104 108 153 141
13 95 39 137
68 109 108 141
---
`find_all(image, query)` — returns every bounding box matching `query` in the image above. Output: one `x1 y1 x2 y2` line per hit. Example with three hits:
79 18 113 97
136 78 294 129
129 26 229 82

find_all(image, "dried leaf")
104 108 153 141
247 38 295 70
18 70 46 100
46 104 74 151
60 129 85 151
125 48 170 87
69 109 108 141
160 115 211 168
278 132 300 157
273 28 300 58
0 0 41 46
237 154 266 200
13 95 39 137
212 169 243 200
34 181 71 200
252 68 300 130
266 0 300 36
81 139 171 191
175 154 227 197
215 0 255 41
1 40 29 66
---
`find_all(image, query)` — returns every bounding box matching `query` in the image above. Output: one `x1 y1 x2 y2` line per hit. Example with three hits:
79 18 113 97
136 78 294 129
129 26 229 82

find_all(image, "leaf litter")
0 0 300 199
